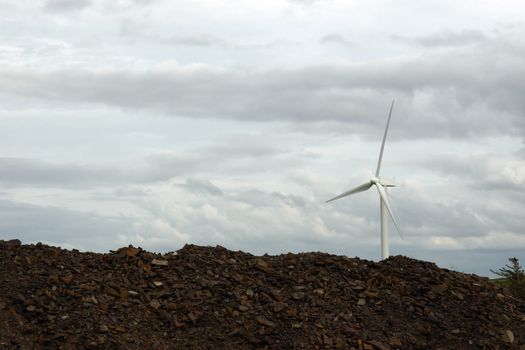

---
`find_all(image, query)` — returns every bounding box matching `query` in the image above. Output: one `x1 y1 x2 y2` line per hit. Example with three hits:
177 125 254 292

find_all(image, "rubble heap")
1 239 524 349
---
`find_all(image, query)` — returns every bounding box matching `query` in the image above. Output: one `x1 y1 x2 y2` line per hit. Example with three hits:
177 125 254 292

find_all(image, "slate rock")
0 242 524 349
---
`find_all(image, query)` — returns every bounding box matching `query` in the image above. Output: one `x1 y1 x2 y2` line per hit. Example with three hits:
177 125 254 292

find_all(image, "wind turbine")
326 100 403 260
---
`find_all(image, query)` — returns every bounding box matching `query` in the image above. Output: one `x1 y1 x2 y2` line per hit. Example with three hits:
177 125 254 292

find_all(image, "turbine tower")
326 100 402 260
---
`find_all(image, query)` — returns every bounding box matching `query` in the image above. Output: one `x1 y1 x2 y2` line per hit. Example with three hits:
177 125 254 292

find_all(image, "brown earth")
0 238 524 349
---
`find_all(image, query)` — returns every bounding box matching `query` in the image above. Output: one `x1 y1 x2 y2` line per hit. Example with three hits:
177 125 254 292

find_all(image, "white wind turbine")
327 100 403 260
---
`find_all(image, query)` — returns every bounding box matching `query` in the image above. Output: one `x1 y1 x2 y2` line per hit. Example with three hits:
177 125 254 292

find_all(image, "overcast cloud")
0 0 524 276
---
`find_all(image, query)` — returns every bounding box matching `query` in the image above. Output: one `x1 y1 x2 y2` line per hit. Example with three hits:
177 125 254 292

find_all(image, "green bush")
491 257 525 298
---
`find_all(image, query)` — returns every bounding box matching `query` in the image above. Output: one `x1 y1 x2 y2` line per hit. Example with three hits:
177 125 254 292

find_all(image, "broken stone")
126 247 140 257
368 340 391 350
364 290 378 298
1 241 525 349
256 316 276 328
105 286 119 298
151 259 168 266
119 287 128 300
388 338 402 346
272 303 286 312
431 283 448 295
149 300 161 310
255 258 269 270
357 299 366 306
451 291 464 300
502 330 514 344
6 239 21 248
292 292 305 300
471 283 482 292
61 274 74 286
187 312 198 323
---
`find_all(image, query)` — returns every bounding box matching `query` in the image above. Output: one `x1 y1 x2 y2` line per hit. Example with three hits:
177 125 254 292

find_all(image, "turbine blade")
326 181 372 203
374 183 404 239
375 100 395 177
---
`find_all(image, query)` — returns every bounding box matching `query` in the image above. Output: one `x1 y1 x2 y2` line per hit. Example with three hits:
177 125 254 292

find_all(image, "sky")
1 0 524 276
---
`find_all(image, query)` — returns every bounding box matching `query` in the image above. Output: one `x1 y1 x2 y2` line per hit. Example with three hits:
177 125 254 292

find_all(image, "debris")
5 239 22 248
151 259 168 266
126 246 140 257
61 274 74 286
149 300 161 310
256 316 276 327
0 242 524 349
368 340 391 350
388 338 402 346
502 330 514 344
292 292 305 300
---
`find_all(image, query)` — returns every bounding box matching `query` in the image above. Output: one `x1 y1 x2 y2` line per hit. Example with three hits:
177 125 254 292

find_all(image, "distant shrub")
491 257 525 298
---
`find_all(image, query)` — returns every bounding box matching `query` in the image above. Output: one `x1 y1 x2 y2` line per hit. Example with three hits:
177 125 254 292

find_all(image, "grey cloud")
179 179 223 196
0 157 119 187
161 156 285 183
2 39 525 141
319 34 352 46
392 193 490 237
288 0 328 5
206 136 286 157
416 153 525 192
0 199 132 252
0 156 192 188
163 35 297 50
43 0 92 12
165 35 226 48
400 248 525 277
0 137 295 188
114 186 154 198
271 192 308 208
392 29 489 48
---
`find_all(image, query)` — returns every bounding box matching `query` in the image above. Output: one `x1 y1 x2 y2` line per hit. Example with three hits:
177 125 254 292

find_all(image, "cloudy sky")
1 0 524 276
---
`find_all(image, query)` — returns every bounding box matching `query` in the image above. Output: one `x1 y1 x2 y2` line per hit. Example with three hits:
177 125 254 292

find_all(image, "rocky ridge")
1 239 524 349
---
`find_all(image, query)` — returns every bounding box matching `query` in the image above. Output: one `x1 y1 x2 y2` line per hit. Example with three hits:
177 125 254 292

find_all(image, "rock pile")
1 239 524 349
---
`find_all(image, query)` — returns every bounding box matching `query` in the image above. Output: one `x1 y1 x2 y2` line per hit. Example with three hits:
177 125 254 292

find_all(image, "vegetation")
491 257 525 298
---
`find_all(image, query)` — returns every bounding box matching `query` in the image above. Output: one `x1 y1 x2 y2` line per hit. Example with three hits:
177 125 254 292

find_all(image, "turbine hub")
378 177 396 187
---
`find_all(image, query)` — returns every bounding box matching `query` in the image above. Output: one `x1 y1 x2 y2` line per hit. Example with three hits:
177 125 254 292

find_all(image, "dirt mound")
0 239 524 349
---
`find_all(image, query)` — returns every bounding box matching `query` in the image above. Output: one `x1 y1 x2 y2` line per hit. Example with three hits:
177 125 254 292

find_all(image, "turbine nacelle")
371 177 396 188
